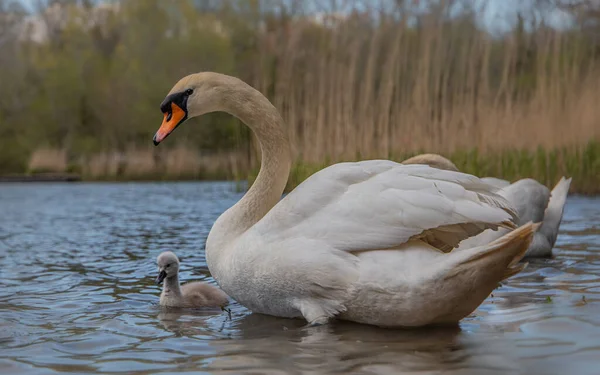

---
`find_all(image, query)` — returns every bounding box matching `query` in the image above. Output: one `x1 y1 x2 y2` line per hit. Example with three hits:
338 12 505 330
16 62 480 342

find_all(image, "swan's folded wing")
480 177 511 189
253 160 518 253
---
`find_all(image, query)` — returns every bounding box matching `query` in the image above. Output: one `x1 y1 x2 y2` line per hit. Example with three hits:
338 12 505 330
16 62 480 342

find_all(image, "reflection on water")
0 182 598 375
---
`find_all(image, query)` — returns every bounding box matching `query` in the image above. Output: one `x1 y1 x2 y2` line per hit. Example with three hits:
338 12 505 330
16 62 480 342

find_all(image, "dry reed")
20 2 600 193
122 148 157 178
28 148 67 173
83 152 122 178
162 146 201 178
252 7 600 164
70 146 245 181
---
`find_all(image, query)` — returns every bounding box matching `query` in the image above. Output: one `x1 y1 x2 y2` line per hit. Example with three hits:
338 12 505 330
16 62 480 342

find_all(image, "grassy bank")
248 141 600 195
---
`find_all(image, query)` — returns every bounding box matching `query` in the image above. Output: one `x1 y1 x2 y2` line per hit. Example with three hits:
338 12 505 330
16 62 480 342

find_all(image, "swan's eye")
165 264 170 268
185 89 193 96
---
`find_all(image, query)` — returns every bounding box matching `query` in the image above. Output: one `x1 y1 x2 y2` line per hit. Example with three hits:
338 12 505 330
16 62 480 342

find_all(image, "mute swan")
152 72 537 328
402 153 571 257
156 251 230 309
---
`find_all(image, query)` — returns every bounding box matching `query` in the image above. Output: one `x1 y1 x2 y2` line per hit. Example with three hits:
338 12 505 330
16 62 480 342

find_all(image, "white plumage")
254 161 517 253
457 177 571 257
154 72 537 328
401 153 571 257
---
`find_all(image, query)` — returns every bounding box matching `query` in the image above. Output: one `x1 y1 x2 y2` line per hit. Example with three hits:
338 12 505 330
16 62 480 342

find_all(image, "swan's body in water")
156 251 229 309
402 154 571 257
152 72 537 328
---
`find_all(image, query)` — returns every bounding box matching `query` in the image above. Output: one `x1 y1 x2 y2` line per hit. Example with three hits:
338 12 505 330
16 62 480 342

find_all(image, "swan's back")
480 177 511 189
252 160 518 254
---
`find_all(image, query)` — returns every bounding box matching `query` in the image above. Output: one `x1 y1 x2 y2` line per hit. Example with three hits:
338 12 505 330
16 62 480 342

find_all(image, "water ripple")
0 183 599 375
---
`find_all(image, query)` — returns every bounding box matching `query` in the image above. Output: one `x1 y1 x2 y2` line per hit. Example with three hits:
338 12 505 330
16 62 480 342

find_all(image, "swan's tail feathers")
539 177 571 248
432 223 538 323
445 222 540 282
480 222 538 281
503 261 528 279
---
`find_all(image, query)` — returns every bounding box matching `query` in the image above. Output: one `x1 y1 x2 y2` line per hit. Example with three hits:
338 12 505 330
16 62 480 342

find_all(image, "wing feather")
253 160 517 253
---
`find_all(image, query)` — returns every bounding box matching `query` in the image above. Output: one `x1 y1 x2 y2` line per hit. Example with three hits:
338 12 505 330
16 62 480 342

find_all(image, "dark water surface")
1 182 599 375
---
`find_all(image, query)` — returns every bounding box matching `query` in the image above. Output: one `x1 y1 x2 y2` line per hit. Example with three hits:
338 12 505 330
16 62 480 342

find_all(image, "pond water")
0 182 599 375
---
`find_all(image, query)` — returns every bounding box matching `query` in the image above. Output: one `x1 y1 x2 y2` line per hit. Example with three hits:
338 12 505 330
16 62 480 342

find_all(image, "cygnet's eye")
166 264 171 268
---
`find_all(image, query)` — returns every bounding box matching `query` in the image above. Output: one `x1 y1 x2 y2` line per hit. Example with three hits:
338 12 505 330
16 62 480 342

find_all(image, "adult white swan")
152 72 537 328
402 154 571 258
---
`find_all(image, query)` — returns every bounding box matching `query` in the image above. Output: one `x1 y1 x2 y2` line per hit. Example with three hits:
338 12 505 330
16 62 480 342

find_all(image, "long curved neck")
209 83 291 244
163 274 182 298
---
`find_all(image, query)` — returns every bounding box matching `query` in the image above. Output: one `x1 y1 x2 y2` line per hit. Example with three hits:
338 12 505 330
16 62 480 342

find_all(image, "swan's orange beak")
153 102 186 145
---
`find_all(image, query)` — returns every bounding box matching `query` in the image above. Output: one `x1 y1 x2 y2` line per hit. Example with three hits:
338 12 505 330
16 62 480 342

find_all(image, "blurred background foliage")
0 0 598 192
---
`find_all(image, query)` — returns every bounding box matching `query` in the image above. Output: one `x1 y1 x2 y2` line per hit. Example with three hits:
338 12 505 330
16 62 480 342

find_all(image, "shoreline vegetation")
5 139 597 195
1 1 599 193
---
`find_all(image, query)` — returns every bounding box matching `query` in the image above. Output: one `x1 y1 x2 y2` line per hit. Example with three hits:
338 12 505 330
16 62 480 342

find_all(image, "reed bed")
29 146 244 181
28 148 68 173
243 4 600 194
251 9 600 164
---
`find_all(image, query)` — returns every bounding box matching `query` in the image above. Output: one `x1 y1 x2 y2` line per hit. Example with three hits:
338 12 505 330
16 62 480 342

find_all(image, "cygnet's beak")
156 269 167 285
